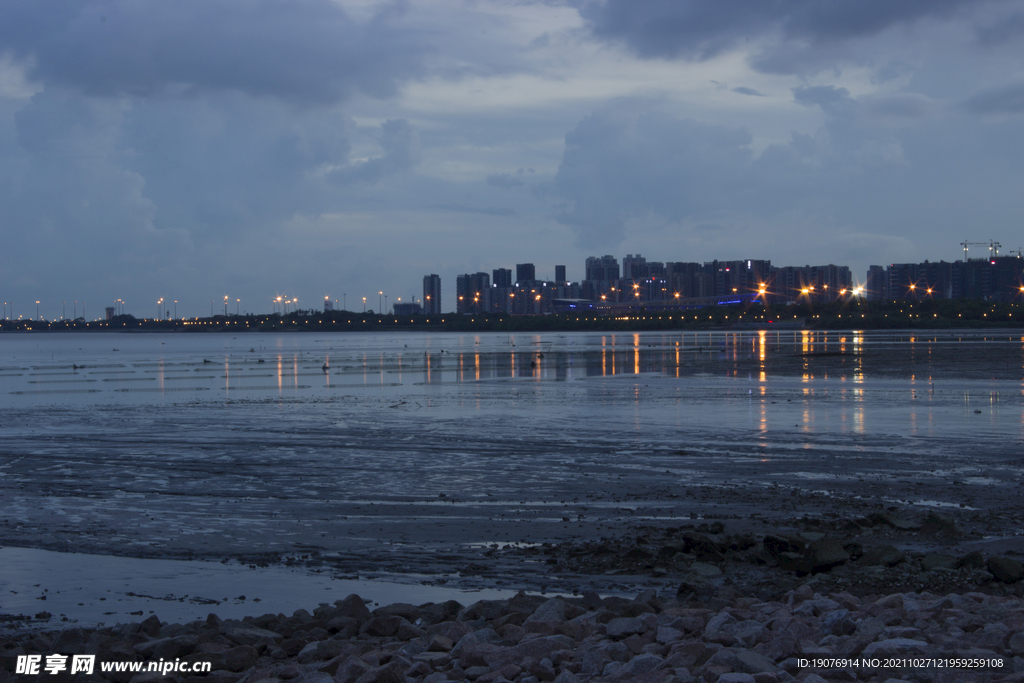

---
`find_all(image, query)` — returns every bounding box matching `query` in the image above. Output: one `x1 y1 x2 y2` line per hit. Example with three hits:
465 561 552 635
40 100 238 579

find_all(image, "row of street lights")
2 299 100 322
8 290 403 322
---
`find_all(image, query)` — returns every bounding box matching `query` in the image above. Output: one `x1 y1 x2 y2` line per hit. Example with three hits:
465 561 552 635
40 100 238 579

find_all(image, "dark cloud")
975 12 1024 45
963 83 1024 114
0 0 426 104
577 0 977 74
732 87 766 97
552 84 1024 267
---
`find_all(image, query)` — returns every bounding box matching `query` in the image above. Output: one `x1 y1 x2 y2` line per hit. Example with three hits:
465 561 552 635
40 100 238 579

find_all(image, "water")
2 329 1023 629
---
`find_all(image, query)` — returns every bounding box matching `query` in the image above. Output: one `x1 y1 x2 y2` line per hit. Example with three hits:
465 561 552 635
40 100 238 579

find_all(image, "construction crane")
961 240 1002 260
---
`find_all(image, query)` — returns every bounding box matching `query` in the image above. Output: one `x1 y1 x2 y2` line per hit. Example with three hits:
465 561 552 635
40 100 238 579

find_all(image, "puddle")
0 547 516 631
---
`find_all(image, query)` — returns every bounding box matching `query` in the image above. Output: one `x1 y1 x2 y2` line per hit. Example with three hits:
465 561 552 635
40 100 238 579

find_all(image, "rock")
1008 632 1024 656
222 625 283 646
862 638 929 657
762 535 803 561
871 511 918 530
727 620 765 648
298 674 333 683
688 562 722 578
359 615 403 637
987 555 1024 583
607 616 646 639
922 553 957 571
821 609 856 636
351 661 405 683
525 598 570 623
210 646 259 672
859 545 905 567
703 648 778 674
704 613 738 645
297 640 345 664
134 635 198 659
604 652 664 679
676 574 715 599
777 552 805 573
450 628 503 661
335 595 372 624
656 626 685 644
139 615 162 637
682 532 724 561
958 551 985 569
802 538 850 574
919 512 960 537
427 635 453 652
426 619 474 643
371 602 420 623
51 628 88 654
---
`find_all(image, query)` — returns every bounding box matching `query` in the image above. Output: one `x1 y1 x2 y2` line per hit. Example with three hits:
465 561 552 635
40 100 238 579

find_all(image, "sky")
2 0 1024 319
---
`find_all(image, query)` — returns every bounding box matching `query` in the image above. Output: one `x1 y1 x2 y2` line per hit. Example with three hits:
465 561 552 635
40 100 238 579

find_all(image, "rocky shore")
4 579 1024 683
489 510 1024 603
6 510 1024 683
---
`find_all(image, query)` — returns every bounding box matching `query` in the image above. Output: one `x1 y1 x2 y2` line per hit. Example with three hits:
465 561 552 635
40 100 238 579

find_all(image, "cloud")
792 85 853 113
486 172 526 188
576 0 979 74
429 204 517 216
975 11 1024 46
0 0 427 105
553 109 753 246
731 87 766 97
963 82 1024 114
332 119 420 185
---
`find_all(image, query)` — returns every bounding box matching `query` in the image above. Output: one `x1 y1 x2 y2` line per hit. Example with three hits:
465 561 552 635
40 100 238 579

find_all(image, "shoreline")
3 577 1020 683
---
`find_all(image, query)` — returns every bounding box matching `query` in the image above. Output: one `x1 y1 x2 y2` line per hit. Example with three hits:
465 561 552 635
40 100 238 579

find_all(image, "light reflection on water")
1 330 1023 438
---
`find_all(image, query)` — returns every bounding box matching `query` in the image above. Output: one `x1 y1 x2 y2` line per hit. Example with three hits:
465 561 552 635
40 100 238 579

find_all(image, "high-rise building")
516 263 536 284
585 255 619 282
555 265 566 284
865 266 886 301
493 268 512 288
423 274 441 315
456 272 490 313
622 254 647 280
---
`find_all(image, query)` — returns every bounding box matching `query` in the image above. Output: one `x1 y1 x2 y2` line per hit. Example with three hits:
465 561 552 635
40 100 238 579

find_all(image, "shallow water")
2 329 1023 628
0 547 515 629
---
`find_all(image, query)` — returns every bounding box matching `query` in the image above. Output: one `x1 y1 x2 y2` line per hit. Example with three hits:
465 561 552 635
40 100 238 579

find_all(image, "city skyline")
5 244 1022 321
2 1 1024 319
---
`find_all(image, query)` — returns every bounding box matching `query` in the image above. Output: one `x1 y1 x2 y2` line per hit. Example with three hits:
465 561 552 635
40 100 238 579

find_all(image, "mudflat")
1 330 1022 624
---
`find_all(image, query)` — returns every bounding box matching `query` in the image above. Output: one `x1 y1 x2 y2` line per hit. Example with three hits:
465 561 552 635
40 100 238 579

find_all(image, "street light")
36 301 40 320
224 295 229 316
379 291 383 313
362 297 367 312
174 300 177 319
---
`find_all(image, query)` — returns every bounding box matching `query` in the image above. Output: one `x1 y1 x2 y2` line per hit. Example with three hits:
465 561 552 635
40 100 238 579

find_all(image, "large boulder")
987 556 1024 583
802 538 850 574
